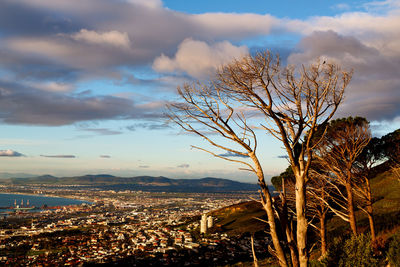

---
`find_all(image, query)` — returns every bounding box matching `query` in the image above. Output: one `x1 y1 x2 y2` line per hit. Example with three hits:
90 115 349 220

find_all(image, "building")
207 216 213 228
200 214 207 234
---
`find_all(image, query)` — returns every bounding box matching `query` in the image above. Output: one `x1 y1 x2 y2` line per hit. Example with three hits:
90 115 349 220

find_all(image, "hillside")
209 168 400 239
0 174 259 192
210 200 267 236
327 166 400 239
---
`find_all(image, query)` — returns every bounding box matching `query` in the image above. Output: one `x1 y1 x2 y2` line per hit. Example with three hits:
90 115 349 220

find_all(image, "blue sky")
164 0 369 17
0 0 399 182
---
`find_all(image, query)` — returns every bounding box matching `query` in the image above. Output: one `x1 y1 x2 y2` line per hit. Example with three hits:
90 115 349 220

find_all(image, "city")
0 185 270 266
1 0 399 266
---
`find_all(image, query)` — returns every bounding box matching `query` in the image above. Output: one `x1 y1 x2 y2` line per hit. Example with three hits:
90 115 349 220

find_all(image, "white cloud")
40 154 76 158
71 29 131 49
288 30 400 121
153 39 248 79
33 81 74 92
363 0 400 11
285 11 400 57
7 38 72 58
177 164 190 168
6 36 133 70
126 0 162 9
0 149 25 157
192 13 277 39
331 3 351 10
2 0 400 124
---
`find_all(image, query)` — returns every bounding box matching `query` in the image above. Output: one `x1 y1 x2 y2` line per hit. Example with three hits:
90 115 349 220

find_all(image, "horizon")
0 172 261 184
0 0 399 183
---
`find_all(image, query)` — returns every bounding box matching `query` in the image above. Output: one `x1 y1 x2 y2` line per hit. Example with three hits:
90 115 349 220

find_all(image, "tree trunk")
345 182 357 235
251 235 259 267
281 179 299 267
260 188 288 267
281 204 299 267
295 175 308 267
365 178 376 244
367 209 376 244
251 153 288 267
286 220 299 267
319 211 327 257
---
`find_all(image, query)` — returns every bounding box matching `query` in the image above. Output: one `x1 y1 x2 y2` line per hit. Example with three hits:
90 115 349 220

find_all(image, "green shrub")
324 235 345 266
324 234 379 267
388 231 400 267
339 234 378 267
309 259 327 267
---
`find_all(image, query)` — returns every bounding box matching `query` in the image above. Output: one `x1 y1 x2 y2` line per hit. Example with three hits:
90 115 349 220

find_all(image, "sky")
0 0 399 182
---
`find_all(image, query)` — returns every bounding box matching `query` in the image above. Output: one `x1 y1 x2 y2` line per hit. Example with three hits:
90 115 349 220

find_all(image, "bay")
0 193 91 213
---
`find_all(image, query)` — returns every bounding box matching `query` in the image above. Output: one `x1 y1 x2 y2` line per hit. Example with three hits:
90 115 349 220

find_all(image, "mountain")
0 172 37 179
0 174 259 192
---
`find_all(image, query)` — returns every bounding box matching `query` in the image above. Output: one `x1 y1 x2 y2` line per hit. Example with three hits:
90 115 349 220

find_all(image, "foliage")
381 129 400 163
340 234 379 267
387 230 400 267
323 235 346 266
324 234 379 267
271 175 282 191
309 259 327 267
271 166 294 191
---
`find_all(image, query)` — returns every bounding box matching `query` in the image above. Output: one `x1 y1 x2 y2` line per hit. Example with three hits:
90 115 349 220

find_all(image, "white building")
200 214 207 234
207 216 213 228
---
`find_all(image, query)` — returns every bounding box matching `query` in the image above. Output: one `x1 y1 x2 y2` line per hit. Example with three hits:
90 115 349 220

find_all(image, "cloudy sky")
0 0 399 181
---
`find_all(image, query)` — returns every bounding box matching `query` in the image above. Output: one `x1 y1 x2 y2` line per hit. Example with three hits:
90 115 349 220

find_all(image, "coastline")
0 192 93 204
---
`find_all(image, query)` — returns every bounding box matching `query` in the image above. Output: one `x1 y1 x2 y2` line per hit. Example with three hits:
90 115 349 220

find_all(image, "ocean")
0 193 91 213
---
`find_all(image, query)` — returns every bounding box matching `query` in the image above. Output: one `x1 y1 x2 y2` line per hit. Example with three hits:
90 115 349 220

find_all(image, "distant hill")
0 174 259 192
0 172 37 179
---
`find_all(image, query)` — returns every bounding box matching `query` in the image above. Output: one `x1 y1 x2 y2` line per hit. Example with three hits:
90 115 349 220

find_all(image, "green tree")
271 166 294 191
381 129 400 182
313 117 371 236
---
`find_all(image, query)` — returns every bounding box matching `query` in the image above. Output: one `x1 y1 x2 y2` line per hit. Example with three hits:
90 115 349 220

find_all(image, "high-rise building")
207 216 213 228
200 214 207 234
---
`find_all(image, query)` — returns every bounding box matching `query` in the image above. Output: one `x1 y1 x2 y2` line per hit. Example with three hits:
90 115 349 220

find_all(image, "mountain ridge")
0 174 260 192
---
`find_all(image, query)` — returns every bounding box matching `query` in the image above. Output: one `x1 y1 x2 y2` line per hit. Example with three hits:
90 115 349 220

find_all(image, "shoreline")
0 192 93 204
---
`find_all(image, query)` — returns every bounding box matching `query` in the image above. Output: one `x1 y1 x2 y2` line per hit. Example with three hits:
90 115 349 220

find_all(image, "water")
0 193 91 214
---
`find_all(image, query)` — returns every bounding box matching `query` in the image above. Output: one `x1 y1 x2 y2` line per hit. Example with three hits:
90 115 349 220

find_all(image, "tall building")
207 216 213 228
200 214 207 234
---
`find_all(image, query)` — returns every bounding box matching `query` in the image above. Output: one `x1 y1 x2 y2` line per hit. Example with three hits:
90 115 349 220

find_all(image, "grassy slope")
210 200 268 236
211 168 400 241
212 169 400 266
327 169 400 240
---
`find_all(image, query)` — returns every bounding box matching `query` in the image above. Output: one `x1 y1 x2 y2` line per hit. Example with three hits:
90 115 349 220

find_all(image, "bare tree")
168 51 351 267
307 166 332 258
393 165 400 182
314 117 371 236
272 167 299 266
354 137 384 244
216 51 350 267
281 164 331 258
251 234 259 267
168 83 289 266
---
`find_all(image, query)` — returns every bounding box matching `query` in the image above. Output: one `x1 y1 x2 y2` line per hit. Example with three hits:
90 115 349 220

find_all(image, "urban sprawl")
0 185 269 266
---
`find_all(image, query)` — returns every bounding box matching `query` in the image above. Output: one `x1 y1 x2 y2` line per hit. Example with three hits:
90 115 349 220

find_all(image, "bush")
309 259 327 267
387 231 400 267
324 235 345 266
324 234 379 267
339 234 379 267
